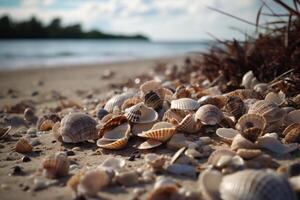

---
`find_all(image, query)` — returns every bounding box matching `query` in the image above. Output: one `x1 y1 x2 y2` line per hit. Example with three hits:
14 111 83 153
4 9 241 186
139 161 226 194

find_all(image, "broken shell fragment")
230 134 258 151
0 126 11 139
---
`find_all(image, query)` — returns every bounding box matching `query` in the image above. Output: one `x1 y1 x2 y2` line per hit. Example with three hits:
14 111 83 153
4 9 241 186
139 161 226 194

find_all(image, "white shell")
170 98 200 111
104 92 135 112
125 102 158 123
195 104 224 125
231 134 257 151
220 170 297 200
265 91 286 105
198 169 222 200
241 71 254 89
216 128 239 143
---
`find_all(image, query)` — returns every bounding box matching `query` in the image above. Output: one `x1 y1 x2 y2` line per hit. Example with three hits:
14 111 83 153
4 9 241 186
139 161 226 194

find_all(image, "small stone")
66 151 75 156
31 91 39 96
115 171 139 186
22 156 31 162
30 139 41 146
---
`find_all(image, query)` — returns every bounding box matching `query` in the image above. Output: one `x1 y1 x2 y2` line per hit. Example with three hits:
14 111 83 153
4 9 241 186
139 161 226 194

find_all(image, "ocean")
0 39 210 70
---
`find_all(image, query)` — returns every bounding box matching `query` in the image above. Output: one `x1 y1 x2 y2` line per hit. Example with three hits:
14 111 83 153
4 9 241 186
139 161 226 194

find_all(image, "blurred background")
0 0 291 69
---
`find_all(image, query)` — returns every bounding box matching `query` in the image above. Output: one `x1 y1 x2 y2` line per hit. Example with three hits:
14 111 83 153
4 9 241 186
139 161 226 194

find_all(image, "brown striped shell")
162 109 191 125
248 100 286 123
195 104 224 125
57 113 98 143
173 85 191 99
219 170 297 200
223 96 246 120
15 138 33 153
198 95 225 108
170 98 200 111
138 139 163 150
42 152 69 179
144 90 164 111
37 113 61 131
176 113 202 134
138 122 176 142
124 102 158 123
225 89 262 100
121 96 143 110
97 137 129 150
282 123 300 144
140 80 161 95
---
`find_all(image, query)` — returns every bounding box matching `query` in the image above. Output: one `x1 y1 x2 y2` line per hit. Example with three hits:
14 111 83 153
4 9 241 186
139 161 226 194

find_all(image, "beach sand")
0 56 200 200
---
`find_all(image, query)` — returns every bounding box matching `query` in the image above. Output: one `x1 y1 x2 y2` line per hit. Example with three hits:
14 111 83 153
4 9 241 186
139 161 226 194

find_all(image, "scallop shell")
173 85 191 99
225 89 262 100
170 98 200 111
195 104 224 125
231 134 257 151
138 122 176 142
220 170 297 200
284 109 300 125
124 102 158 123
265 91 286 105
140 80 161 95
144 90 163 111
282 123 300 144
121 96 143 110
216 128 239 143
15 138 33 153
77 168 109 197
248 100 286 123
198 169 222 200
0 126 11 139
176 114 203 134
257 133 299 154
59 113 98 143
138 139 163 150
223 96 246 120
42 152 69 179
97 137 129 150
104 92 135 112
236 148 262 159
37 113 61 131
131 122 154 135
163 109 191 125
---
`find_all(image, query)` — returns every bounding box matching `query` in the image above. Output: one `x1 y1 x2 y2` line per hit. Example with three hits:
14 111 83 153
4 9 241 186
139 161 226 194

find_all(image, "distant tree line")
0 15 149 40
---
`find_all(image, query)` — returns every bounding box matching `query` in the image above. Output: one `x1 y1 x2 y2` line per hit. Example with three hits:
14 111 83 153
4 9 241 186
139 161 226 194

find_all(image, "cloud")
0 0 279 40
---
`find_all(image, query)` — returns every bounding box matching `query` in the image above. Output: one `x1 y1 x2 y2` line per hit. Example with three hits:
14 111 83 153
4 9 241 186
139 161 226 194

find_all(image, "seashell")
163 109 191 125
236 113 266 142
67 171 84 192
231 134 257 151
216 128 239 143
140 80 161 95
57 113 98 143
253 83 269 93
0 126 11 139
155 87 174 102
236 148 262 159
147 182 180 200
176 114 202 134
282 123 300 144
241 71 255 89
198 95 225 108
265 91 286 105
257 133 299 154
144 90 163 111
225 89 262 100
166 163 197 177
115 171 139 186
97 137 129 150
167 134 190 150
170 98 200 111
289 176 300 193
198 169 222 200
121 96 143 110
219 170 297 200
138 139 163 150
42 152 69 179
195 104 224 125
207 149 235 167
284 109 300 125
138 122 176 142
248 100 286 123
223 96 246 120
145 153 168 169
77 168 109 196
131 122 154 135
104 92 135 112
277 162 300 178
37 113 61 131
15 138 33 153
24 108 37 123
96 108 109 120
100 157 126 171
125 102 158 123
173 85 191 99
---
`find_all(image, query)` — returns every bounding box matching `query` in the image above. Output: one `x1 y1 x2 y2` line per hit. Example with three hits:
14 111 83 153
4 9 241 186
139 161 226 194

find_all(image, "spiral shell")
176 113 202 134
248 100 286 123
170 98 200 111
15 138 33 153
138 122 176 142
124 102 158 123
223 96 246 120
104 92 135 112
57 113 98 143
220 170 297 200
195 104 224 125
42 152 69 179
144 90 163 111
282 123 300 144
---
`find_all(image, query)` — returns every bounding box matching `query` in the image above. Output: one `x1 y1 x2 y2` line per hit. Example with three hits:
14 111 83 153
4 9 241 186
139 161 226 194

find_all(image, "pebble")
166 164 197 178
22 156 31 162
115 171 139 186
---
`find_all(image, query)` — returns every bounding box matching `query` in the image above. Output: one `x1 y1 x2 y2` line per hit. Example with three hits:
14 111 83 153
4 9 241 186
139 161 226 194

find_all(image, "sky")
0 0 291 41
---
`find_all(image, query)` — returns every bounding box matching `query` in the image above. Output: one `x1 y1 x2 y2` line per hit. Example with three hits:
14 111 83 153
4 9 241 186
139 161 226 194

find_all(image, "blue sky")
0 0 291 41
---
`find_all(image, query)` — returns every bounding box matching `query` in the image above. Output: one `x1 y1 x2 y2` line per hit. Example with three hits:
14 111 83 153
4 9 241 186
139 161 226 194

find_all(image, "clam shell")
15 138 33 153
125 102 158 123
173 85 191 99
138 122 176 142
0 125 11 139
97 137 129 150
220 170 297 200
131 122 154 135
282 123 300 144
176 114 202 134
223 96 245 120
236 148 262 159
284 109 300 125
163 109 191 125
198 169 222 200
231 134 258 151
254 83 269 93
207 149 236 167
42 152 69 179
144 90 163 110
216 128 239 143
248 100 286 123
257 133 299 154
104 92 135 112
241 71 255 89
195 104 224 125
265 91 286 105
140 80 161 95
121 96 143 110
99 115 129 137
138 139 163 150
170 98 200 111
59 113 98 143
